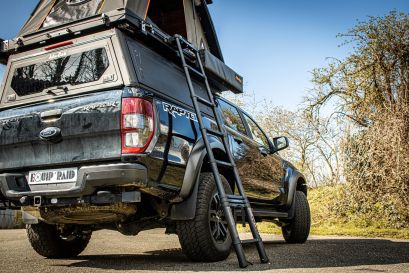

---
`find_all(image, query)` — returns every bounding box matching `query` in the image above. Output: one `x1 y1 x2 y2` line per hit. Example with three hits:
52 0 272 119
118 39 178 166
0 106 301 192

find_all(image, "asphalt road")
0 228 408 273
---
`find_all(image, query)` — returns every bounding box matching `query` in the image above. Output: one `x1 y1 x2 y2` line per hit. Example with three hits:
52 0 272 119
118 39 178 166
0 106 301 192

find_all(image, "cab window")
218 99 246 135
243 114 269 147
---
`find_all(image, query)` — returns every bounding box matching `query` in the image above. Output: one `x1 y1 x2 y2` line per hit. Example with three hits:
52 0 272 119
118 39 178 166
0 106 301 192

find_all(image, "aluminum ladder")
172 34 269 268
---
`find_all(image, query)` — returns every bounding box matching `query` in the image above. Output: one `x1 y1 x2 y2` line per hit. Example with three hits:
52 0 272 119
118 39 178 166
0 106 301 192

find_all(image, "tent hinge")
14 37 24 51
101 13 110 26
141 22 154 35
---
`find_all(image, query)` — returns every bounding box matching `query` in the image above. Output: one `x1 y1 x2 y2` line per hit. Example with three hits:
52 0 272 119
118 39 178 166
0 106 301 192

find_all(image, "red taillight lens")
44 41 74 51
121 98 155 154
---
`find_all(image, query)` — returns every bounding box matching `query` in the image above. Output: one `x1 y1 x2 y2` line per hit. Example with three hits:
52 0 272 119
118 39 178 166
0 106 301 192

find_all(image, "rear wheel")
176 172 233 262
282 190 310 243
26 221 91 258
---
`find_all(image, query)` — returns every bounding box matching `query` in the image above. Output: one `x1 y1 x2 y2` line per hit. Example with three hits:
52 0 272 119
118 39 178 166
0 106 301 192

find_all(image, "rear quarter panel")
142 99 202 190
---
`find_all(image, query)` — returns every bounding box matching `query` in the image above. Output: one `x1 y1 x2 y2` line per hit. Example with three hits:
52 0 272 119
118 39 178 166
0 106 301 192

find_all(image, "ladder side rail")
194 50 270 264
175 37 249 268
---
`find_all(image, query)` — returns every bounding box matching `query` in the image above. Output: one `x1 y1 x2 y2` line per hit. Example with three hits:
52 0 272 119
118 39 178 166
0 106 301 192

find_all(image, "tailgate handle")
40 109 63 121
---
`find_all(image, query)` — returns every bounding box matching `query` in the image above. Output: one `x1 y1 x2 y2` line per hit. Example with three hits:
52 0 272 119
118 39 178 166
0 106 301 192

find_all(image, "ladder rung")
227 195 245 200
195 96 214 107
226 195 247 206
215 160 234 168
241 239 260 245
230 204 247 209
206 128 225 138
187 66 206 79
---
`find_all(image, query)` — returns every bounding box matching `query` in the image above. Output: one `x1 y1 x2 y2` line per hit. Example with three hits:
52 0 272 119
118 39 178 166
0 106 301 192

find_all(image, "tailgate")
0 89 122 171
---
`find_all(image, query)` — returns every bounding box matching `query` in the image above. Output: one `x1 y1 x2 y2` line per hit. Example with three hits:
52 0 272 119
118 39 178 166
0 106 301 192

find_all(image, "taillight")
121 98 155 154
44 41 74 51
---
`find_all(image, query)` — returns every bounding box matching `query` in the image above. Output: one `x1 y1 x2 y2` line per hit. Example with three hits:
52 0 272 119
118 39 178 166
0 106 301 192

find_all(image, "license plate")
28 168 78 184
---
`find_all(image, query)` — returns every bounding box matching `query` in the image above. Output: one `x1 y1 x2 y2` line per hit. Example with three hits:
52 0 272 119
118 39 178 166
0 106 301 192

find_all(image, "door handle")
40 109 63 121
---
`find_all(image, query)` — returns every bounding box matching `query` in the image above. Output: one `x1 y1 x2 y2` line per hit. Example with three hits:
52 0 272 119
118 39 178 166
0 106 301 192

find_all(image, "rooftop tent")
11 0 242 93
18 0 223 60
18 0 150 36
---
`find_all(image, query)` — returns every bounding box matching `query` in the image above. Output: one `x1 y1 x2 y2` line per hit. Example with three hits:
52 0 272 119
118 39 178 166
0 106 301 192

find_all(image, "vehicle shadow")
57 238 409 271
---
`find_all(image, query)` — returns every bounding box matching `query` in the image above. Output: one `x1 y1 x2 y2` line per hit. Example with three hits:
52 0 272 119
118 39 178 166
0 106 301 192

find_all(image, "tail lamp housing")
121 98 155 154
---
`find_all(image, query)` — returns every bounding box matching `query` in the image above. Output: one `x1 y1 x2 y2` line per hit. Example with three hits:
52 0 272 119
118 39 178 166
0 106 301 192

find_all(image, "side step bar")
252 210 289 218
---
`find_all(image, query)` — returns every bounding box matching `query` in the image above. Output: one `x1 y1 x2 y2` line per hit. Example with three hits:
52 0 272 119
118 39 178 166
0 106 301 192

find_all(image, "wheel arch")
169 137 234 220
296 176 308 196
200 148 235 193
285 167 308 208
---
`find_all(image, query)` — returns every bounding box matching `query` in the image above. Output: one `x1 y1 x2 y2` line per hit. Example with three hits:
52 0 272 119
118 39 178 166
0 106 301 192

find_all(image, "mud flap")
169 176 199 221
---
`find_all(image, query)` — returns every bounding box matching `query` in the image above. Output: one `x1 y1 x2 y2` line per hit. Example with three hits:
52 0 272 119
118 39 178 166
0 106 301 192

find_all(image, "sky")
0 0 408 110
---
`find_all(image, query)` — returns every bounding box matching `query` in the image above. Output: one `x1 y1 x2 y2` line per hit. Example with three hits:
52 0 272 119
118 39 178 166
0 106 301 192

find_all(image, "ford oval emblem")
39 127 62 142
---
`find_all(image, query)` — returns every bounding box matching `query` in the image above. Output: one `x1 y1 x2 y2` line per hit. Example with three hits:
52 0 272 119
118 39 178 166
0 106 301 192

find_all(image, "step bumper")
0 163 147 199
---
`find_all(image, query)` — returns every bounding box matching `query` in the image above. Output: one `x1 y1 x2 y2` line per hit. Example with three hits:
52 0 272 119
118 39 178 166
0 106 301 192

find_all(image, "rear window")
11 48 109 96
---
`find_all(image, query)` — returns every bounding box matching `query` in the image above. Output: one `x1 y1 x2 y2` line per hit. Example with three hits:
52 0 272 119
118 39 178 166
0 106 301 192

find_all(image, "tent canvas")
19 0 150 37
18 0 223 60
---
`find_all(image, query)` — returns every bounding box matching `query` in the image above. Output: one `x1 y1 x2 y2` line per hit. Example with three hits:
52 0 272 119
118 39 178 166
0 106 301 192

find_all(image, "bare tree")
304 11 409 228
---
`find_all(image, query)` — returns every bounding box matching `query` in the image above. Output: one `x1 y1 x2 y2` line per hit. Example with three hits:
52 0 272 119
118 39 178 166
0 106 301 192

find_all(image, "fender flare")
170 137 225 220
283 167 307 211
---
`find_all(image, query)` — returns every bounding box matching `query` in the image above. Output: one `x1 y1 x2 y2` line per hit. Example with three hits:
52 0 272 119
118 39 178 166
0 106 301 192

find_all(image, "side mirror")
271 136 289 153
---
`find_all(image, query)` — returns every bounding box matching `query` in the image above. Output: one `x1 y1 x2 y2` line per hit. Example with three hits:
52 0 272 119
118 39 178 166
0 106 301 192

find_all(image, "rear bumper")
0 163 147 199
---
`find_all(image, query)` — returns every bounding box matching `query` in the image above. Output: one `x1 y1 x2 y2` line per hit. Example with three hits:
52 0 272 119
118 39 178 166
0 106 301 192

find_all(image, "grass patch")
238 221 409 240
237 185 409 240
310 223 409 239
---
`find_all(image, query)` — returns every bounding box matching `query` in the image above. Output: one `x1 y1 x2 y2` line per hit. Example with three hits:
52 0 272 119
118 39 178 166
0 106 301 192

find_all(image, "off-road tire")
282 190 310 243
26 221 91 258
176 172 233 262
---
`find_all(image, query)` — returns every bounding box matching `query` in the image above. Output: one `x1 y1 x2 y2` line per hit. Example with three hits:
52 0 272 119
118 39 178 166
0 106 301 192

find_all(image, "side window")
218 99 247 135
243 114 269 147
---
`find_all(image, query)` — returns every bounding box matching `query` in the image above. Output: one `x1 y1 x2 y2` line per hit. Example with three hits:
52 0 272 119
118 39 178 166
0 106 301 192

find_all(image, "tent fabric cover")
200 49 243 94
184 0 208 50
19 0 56 36
18 0 223 60
42 0 105 29
17 0 226 68
18 0 150 37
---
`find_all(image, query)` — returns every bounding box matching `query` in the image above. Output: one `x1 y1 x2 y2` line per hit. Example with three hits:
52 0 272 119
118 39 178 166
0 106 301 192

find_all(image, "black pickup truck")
0 1 310 263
